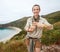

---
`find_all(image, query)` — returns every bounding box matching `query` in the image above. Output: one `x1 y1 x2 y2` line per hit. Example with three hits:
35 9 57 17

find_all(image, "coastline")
0 26 22 43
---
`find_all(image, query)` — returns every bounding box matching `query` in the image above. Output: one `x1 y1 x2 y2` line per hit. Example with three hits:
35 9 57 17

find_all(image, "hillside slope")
6 11 60 29
0 11 60 52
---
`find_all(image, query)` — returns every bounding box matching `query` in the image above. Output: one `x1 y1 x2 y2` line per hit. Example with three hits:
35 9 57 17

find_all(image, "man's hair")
32 4 40 10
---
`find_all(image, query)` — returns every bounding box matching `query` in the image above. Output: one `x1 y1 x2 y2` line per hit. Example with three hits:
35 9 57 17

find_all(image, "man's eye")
37 9 39 10
33 9 35 11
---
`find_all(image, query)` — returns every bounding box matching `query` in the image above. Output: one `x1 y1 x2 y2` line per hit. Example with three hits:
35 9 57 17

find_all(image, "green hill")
8 11 60 45
0 11 60 52
4 11 60 30
5 16 29 29
43 11 60 24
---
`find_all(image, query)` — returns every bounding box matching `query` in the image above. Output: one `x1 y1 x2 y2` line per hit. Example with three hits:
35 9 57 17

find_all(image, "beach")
0 26 22 43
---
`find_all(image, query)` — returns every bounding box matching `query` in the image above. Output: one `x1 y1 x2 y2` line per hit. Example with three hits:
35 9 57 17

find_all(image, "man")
24 4 53 52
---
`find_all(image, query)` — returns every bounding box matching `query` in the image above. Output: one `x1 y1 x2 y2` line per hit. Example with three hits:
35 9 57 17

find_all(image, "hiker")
24 4 53 52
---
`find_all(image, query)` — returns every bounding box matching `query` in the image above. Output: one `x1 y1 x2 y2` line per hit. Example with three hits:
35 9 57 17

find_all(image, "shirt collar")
32 15 40 22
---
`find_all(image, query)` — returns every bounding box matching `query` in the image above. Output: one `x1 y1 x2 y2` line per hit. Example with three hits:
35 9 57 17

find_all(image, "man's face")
32 6 40 16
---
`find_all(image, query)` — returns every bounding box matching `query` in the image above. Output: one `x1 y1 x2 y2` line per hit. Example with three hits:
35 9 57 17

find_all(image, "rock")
41 45 60 52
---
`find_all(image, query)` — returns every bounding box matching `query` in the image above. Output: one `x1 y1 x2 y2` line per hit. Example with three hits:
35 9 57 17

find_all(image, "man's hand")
44 25 53 30
32 22 45 28
26 25 36 32
32 22 37 26
37 23 45 28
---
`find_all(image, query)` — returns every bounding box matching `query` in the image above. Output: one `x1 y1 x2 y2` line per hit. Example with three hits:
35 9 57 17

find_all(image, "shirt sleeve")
43 18 53 29
43 18 51 25
24 18 30 30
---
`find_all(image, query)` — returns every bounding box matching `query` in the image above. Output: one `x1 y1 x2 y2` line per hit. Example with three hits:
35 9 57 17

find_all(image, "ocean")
0 27 21 42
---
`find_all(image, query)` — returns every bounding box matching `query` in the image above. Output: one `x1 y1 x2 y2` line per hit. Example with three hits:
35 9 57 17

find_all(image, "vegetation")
0 11 60 52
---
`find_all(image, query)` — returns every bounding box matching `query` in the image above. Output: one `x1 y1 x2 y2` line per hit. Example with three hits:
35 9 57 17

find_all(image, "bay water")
0 27 21 42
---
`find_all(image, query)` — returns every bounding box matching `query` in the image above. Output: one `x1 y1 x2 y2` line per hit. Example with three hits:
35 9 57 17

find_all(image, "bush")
41 22 60 45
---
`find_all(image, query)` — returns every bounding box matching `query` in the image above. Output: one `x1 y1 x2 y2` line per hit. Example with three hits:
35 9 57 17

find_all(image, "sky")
0 0 60 24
